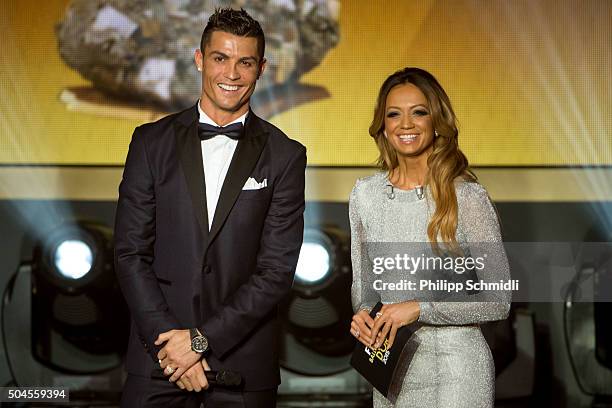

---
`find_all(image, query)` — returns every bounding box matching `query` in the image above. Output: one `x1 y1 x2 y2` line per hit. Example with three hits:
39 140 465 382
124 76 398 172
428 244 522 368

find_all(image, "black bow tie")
198 122 244 140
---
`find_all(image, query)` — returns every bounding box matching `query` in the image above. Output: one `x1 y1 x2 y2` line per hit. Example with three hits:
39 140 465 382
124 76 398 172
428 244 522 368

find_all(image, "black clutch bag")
350 302 418 403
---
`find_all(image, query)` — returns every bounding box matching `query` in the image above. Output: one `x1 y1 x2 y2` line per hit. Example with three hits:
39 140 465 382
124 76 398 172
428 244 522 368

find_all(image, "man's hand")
175 358 211 392
369 301 420 349
155 329 202 382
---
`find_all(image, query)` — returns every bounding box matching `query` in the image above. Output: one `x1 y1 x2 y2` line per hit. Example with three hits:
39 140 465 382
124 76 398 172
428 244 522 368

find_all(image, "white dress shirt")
197 101 247 230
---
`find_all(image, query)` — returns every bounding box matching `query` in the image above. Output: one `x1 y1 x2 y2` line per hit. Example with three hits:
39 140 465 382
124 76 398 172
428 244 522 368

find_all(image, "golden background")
1 0 610 166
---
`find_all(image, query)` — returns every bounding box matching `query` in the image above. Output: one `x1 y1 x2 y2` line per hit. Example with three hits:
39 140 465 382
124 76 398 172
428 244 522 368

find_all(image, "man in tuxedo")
114 8 306 407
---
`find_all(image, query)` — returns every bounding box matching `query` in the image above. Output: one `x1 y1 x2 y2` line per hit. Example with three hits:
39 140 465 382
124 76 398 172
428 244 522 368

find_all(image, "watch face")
192 336 208 353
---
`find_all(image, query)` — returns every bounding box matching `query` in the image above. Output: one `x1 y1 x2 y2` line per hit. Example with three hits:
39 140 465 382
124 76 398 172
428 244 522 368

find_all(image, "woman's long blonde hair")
369 67 476 249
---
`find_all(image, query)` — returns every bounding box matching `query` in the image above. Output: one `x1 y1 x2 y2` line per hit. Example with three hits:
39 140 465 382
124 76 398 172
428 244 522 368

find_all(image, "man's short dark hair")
200 8 265 61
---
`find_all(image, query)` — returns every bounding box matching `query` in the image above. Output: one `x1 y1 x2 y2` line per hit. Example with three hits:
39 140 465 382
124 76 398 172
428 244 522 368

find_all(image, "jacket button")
203 265 211 274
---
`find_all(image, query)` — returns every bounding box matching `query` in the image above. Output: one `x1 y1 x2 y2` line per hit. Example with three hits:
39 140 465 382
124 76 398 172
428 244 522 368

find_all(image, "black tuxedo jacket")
114 104 306 390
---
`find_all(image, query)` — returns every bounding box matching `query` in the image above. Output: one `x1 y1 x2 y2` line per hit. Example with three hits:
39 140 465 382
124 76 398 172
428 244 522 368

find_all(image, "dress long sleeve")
353 173 504 406
350 181 381 313
418 183 512 325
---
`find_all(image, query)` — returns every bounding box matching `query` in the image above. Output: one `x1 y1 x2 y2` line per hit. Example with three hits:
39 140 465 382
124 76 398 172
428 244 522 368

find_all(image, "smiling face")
383 83 435 160
195 30 266 124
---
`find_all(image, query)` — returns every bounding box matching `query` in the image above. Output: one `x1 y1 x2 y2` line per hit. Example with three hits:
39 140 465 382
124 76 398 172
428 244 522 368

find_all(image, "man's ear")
194 49 204 72
257 58 267 79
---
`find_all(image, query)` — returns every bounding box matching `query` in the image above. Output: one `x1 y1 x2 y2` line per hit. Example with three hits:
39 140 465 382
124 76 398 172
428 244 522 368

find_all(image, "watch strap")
189 327 199 340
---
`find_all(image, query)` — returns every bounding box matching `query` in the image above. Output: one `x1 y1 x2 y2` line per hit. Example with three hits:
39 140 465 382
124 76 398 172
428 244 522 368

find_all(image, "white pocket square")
242 177 267 190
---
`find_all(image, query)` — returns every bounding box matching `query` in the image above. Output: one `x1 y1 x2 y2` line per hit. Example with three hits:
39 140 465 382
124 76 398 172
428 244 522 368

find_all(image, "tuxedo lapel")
175 105 210 247
207 111 269 247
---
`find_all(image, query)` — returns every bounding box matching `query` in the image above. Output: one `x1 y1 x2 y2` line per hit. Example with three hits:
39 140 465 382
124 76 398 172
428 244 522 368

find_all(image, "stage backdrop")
0 0 610 166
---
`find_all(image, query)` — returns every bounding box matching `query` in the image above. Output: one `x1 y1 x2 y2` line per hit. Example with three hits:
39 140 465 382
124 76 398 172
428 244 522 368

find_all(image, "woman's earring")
434 130 439 137
383 130 388 139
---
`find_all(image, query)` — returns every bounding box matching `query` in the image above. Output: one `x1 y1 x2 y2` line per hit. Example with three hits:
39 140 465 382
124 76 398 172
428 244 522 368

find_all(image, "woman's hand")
369 301 420 349
350 309 375 348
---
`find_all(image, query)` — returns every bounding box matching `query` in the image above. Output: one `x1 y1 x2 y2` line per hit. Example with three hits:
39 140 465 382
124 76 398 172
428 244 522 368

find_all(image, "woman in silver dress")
349 67 511 407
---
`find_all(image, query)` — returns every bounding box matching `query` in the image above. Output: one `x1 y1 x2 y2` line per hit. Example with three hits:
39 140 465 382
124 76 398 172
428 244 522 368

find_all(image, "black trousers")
120 374 277 408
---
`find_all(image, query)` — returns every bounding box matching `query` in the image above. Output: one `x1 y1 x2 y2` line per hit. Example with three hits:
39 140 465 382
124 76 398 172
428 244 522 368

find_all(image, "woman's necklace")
388 171 425 200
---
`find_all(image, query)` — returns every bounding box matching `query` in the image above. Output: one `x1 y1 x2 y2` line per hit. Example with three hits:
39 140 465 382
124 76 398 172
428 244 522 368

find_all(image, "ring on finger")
375 311 383 319
164 365 175 375
353 329 360 338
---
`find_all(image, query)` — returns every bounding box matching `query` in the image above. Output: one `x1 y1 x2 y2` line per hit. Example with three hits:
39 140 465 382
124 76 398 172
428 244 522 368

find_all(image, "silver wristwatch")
189 328 209 354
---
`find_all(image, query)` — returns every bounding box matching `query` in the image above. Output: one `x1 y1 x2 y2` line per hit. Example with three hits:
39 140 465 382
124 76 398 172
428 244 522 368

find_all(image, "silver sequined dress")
349 172 511 408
